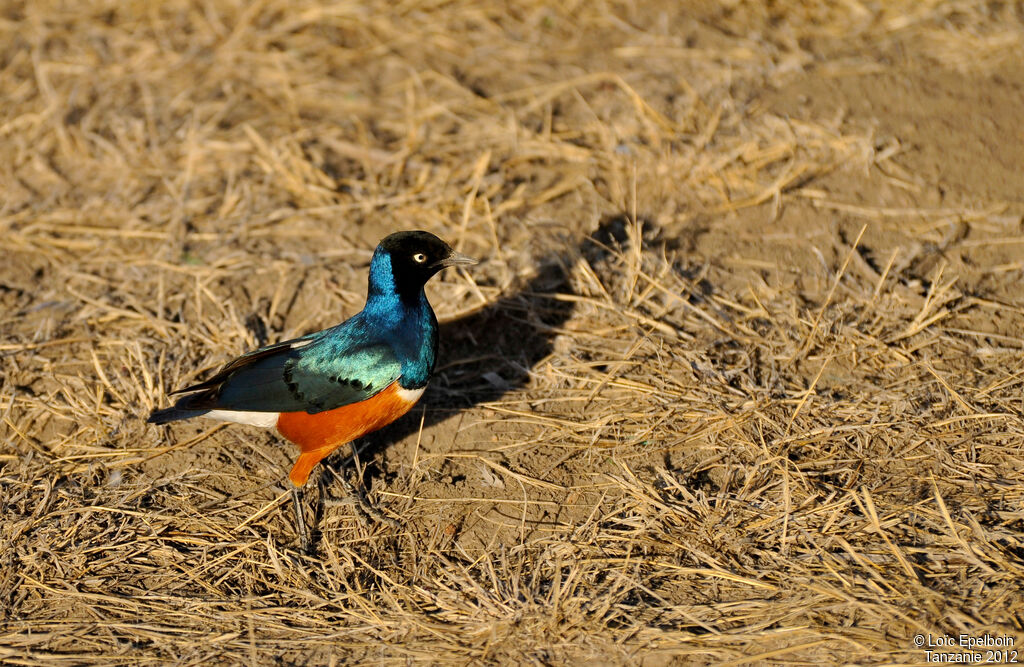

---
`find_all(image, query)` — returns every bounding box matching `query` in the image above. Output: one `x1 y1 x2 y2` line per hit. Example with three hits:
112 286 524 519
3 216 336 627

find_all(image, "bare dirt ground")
2 1 1023 664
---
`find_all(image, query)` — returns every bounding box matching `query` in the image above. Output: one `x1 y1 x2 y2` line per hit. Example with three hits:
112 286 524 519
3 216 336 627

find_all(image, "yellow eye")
412 253 427 263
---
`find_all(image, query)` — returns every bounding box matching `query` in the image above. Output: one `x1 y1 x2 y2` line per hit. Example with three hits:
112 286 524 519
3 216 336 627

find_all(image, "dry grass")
2 0 1023 664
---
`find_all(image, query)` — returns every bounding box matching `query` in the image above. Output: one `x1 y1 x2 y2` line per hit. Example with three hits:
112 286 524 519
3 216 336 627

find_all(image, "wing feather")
167 323 402 414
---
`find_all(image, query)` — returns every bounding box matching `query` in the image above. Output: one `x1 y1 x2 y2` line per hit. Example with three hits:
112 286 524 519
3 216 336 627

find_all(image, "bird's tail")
147 406 209 424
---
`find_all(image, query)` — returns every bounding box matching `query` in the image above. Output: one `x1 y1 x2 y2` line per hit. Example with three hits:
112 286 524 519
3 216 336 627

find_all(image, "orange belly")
277 380 421 486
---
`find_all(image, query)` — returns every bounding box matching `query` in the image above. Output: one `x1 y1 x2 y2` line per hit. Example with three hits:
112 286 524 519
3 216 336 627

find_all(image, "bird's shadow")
308 217 633 542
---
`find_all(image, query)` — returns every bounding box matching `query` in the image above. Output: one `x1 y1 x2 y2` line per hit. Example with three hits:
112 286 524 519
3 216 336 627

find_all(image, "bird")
148 230 477 550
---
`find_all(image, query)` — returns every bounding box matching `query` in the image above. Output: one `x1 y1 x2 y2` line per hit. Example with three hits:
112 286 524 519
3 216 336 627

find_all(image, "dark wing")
164 329 402 415
168 335 314 397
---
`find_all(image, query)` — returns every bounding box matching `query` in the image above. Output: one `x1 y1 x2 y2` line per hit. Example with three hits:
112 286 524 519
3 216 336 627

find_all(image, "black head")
371 230 477 300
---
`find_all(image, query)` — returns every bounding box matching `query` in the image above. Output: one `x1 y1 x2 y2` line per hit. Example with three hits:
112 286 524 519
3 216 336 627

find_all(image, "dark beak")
437 251 478 268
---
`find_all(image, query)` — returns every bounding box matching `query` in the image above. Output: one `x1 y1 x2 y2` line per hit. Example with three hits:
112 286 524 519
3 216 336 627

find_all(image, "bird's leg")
291 485 311 553
324 440 400 528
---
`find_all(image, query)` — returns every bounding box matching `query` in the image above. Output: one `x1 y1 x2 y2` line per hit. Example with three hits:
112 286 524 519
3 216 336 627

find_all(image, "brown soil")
2 1 1022 664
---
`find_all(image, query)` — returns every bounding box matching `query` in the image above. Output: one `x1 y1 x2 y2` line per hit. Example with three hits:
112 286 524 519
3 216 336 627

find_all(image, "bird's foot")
325 472 401 529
